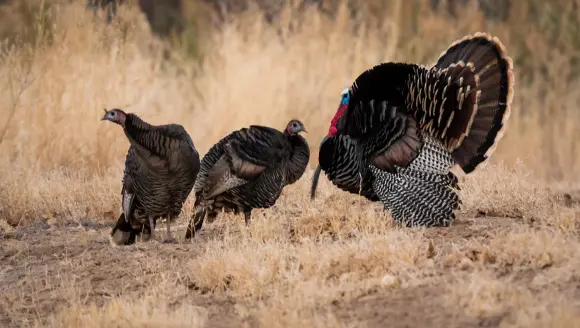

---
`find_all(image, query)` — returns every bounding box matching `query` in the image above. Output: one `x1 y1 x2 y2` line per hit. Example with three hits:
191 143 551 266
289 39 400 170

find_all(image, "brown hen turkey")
101 108 200 244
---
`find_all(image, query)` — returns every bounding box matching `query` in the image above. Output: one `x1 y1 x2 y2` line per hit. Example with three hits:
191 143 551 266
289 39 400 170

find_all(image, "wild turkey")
311 32 514 227
184 119 310 239
101 108 201 244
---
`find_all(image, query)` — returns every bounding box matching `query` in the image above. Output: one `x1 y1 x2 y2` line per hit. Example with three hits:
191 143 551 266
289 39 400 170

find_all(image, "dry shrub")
460 163 561 220
185 229 425 299
0 167 118 226
450 270 532 317
449 264 580 326
443 222 580 324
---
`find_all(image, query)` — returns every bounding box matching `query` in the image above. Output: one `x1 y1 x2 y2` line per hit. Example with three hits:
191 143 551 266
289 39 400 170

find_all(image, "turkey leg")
244 210 252 226
162 216 175 244
149 216 155 241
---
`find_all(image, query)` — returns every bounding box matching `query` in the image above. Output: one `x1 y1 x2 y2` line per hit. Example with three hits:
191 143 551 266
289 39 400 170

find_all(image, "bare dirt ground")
1 166 579 328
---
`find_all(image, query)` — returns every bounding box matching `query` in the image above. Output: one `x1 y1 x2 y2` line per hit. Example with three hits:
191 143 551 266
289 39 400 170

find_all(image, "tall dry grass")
1 162 578 327
0 0 577 226
0 0 578 179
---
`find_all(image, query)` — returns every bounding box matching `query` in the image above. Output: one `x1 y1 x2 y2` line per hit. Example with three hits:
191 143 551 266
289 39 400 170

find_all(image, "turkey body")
311 32 514 227
184 122 310 239
109 112 200 245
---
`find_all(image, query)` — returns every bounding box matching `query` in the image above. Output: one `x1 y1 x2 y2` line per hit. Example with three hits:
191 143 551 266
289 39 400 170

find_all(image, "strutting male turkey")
184 119 310 240
311 32 515 227
101 108 201 244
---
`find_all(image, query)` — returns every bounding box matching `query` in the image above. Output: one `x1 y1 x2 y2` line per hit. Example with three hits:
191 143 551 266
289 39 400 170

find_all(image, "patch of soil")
0 216 577 328
333 285 506 328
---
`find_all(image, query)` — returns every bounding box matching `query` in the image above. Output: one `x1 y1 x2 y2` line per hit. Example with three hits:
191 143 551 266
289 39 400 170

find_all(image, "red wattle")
328 126 338 136
327 104 347 136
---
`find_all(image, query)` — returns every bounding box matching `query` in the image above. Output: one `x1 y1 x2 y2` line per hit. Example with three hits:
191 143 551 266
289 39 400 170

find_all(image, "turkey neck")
285 134 310 185
123 113 170 158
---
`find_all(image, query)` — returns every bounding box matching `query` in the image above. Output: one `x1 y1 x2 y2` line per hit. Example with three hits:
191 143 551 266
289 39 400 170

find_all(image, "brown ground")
1 166 580 328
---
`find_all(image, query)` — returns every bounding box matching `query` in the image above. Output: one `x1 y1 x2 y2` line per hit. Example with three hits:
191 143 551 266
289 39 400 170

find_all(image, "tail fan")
419 32 514 173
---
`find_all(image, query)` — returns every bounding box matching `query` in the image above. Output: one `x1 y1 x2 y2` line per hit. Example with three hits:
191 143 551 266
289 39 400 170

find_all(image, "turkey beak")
101 108 109 121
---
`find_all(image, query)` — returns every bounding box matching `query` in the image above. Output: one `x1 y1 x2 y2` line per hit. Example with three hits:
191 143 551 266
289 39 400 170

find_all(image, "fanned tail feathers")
410 32 514 174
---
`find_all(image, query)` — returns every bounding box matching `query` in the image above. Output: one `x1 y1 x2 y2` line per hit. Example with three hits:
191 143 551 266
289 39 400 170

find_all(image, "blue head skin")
340 88 350 105
328 88 351 136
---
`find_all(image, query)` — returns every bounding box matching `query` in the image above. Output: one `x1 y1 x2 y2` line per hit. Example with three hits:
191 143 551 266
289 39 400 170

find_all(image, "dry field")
1 1 580 327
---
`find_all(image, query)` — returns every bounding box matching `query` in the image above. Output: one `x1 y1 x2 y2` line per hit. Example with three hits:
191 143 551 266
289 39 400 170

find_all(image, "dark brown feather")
225 143 268 180
110 112 200 245
185 121 309 239
371 116 422 172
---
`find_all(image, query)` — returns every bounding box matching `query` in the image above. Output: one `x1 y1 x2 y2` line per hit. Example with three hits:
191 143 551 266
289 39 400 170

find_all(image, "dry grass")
1 165 579 327
1 0 580 327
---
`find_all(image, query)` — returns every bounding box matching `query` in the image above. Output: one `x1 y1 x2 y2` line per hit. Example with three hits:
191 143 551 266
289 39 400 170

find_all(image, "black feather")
185 121 310 239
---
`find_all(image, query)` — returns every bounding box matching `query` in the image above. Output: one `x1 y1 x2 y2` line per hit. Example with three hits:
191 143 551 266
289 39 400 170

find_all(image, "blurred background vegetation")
2 0 579 82
0 0 578 183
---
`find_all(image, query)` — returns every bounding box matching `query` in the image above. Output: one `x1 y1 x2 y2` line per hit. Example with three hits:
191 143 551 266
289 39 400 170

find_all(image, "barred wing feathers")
195 125 290 200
